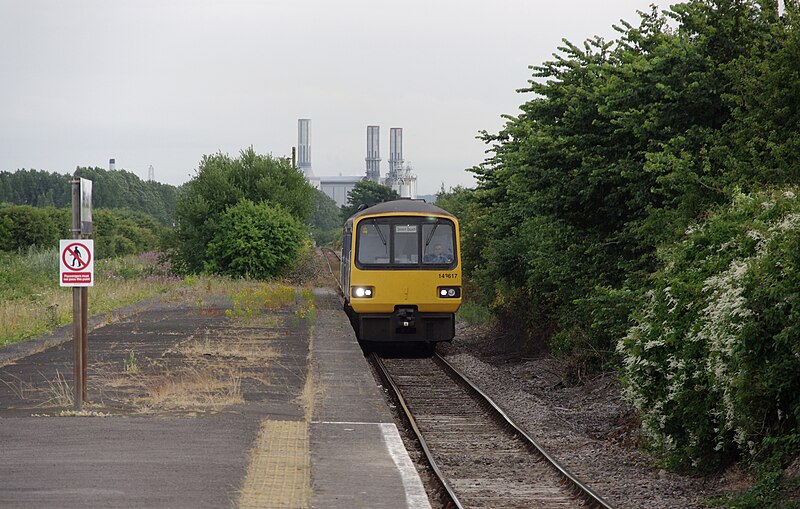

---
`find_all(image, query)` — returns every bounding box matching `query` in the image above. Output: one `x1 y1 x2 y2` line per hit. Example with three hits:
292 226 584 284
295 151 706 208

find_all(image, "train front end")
342 201 462 343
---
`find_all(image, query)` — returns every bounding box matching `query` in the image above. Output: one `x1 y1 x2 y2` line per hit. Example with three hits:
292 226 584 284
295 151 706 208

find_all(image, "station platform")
309 289 431 509
0 286 432 508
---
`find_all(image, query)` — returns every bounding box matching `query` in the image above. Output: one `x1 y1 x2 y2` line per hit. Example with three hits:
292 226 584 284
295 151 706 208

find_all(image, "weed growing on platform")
40 370 73 407
227 284 297 318
144 367 243 411
293 287 316 323
124 350 139 374
0 250 184 347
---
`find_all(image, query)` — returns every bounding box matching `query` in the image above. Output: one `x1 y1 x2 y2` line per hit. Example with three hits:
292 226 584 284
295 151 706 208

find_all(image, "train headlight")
352 286 374 298
437 286 461 299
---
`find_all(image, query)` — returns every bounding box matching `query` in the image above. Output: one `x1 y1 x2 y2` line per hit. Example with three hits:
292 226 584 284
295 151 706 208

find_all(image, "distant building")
295 119 418 206
319 175 364 207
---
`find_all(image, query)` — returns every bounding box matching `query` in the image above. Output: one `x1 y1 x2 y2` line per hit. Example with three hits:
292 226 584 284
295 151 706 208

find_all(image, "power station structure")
383 127 417 199
295 119 417 207
365 125 381 182
297 118 313 179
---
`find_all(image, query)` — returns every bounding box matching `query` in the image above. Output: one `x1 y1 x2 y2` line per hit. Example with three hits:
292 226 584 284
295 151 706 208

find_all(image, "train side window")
342 232 351 261
357 223 390 265
422 222 455 264
393 224 419 264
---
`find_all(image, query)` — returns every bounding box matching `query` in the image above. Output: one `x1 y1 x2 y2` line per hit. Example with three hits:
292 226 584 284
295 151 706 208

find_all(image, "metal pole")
71 179 83 411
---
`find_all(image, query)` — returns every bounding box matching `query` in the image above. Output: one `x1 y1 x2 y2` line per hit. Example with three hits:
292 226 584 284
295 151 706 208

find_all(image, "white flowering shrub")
618 188 800 472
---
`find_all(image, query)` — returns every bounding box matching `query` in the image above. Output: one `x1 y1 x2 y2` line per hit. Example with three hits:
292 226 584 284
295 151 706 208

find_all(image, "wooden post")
81 286 88 402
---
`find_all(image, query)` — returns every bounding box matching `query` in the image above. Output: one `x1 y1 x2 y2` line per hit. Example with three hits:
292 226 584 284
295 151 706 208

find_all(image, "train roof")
348 199 455 221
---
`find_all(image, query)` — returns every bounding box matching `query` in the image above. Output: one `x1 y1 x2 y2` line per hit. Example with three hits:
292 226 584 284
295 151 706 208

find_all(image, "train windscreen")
356 217 455 269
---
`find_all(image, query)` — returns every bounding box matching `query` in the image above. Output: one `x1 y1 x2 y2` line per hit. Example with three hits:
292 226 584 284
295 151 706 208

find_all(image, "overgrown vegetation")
0 250 180 347
310 188 342 246
171 147 315 277
619 188 800 473
0 205 166 257
434 0 800 501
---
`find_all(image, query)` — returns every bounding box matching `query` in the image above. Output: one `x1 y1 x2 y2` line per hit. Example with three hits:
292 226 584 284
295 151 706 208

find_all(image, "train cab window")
357 223 390 265
393 224 419 264
422 223 455 265
355 216 456 269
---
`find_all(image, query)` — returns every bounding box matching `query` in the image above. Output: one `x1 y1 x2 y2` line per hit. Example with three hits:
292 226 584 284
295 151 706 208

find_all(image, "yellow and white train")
340 199 462 344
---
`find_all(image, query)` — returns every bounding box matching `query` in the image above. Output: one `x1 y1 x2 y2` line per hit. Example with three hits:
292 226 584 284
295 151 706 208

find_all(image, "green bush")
618 188 800 472
0 205 65 251
204 200 306 278
173 148 314 273
0 204 165 259
93 209 165 258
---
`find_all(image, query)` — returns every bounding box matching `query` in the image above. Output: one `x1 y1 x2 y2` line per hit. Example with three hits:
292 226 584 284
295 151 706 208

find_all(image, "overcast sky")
1 0 655 195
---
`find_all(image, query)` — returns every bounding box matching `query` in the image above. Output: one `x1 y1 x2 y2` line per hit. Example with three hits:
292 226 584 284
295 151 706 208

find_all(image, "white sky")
0 0 655 195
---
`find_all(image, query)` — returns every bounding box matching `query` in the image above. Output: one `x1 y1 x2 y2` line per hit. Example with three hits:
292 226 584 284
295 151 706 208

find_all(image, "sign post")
62 178 93 410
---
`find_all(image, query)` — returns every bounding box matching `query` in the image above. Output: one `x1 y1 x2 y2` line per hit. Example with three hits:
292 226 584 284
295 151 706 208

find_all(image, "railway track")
371 352 615 509
320 247 343 295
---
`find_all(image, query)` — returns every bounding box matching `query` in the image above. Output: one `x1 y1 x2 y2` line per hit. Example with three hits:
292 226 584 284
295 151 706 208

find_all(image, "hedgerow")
618 188 800 472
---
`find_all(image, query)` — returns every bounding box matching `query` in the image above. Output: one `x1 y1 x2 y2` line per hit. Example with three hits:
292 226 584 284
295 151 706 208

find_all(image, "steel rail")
433 352 616 509
320 247 344 297
370 353 465 509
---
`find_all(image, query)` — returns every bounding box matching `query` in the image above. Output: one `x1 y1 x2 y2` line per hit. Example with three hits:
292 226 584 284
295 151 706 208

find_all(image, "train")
340 199 462 344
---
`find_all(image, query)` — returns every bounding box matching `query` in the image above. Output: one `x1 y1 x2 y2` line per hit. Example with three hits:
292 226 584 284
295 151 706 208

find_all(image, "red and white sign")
60 239 94 287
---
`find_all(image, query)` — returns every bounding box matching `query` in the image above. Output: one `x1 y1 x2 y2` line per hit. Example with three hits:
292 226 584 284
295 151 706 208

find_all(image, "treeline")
0 167 180 224
438 0 800 489
0 205 165 258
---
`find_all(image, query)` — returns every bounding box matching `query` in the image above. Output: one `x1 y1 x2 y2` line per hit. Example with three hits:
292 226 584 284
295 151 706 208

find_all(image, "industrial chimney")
366 125 381 182
297 119 313 178
388 128 403 179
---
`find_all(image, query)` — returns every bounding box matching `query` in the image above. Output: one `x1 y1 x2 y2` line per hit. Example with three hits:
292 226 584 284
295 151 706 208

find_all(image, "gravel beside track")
379 355 590 509
437 323 740 509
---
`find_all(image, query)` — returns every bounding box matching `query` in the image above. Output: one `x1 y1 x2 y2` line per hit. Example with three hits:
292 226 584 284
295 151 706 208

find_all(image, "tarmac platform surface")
0 286 431 509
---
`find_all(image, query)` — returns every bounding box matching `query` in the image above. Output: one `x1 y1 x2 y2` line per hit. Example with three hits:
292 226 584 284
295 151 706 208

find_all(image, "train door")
341 226 352 296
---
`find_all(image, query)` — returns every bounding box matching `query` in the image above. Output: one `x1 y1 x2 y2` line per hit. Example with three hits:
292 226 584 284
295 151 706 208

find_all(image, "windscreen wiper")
372 219 387 246
424 222 438 247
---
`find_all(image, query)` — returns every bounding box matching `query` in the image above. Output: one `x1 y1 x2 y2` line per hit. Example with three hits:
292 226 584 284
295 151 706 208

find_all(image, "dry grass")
39 370 73 407
180 337 277 363
0 373 34 400
143 367 243 411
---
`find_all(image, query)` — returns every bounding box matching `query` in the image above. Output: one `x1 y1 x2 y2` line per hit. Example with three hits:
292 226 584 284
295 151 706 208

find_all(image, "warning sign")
60 239 94 287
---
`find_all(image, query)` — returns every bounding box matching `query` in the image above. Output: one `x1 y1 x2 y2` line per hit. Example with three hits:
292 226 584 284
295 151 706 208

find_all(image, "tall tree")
340 180 399 219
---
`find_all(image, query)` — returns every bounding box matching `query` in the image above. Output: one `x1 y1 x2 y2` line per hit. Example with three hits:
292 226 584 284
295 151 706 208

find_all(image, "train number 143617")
438 273 458 279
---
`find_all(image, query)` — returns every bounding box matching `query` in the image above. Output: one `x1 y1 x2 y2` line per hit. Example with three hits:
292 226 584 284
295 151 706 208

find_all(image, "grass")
144 367 244 411
0 249 185 348
2 248 317 416
41 370 73 407
457 300 492 325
